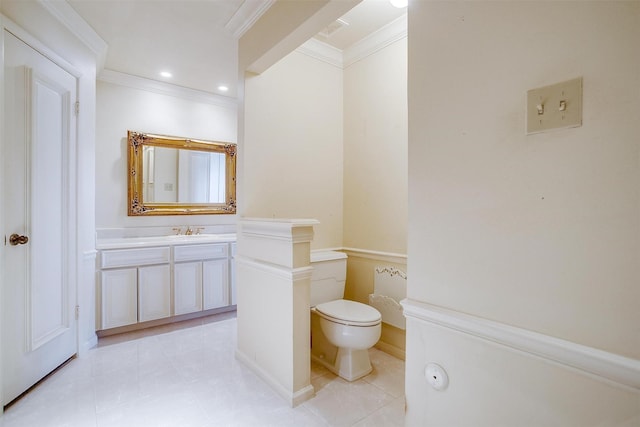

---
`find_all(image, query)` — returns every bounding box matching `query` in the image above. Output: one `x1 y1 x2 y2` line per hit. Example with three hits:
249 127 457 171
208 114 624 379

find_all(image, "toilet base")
335 347 373 381
311 347 373 382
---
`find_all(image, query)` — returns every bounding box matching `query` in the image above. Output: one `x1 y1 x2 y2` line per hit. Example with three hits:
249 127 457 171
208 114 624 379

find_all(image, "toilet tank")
310 250 347 307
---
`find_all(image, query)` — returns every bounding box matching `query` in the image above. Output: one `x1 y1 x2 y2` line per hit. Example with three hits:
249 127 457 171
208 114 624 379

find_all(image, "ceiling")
66 0 406 99
313 0 406 50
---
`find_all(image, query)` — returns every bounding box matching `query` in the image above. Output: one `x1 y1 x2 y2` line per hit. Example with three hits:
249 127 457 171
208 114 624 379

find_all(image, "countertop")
96 233 237 250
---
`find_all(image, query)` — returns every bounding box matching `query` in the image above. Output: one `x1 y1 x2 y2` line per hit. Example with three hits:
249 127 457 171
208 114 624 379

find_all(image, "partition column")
235 218 318 406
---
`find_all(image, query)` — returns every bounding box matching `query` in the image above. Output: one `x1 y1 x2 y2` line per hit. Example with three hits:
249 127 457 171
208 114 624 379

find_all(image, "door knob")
9 234 29 246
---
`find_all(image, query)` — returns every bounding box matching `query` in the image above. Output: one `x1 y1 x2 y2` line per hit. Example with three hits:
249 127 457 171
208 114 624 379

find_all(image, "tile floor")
1 312 405 427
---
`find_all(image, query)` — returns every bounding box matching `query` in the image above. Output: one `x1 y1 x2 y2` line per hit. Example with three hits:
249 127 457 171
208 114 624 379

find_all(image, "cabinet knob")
9 234 29 246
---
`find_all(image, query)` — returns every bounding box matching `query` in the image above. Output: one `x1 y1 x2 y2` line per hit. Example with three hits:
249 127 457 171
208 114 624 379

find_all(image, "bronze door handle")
9 234 29 246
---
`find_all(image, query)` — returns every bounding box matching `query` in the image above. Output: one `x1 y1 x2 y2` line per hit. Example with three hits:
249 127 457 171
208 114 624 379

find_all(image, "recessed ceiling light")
160 71 172 78
389 0 408 8
218 85 229 92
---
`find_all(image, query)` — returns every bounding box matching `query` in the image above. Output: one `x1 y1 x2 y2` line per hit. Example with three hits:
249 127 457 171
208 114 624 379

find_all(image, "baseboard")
375 341 406 361
96 306 236 337
291 384 315 407
78 333 98 356
234 349 315 407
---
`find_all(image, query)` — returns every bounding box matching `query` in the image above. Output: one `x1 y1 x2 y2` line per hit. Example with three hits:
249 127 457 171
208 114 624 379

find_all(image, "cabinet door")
230 257 236 306
203 259 229 310
138 264 171 322
174 262 203 315
101 268 137 329
230 243 237 305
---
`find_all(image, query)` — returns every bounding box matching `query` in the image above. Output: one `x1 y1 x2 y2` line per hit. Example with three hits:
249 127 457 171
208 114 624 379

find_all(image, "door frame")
0 14 82 410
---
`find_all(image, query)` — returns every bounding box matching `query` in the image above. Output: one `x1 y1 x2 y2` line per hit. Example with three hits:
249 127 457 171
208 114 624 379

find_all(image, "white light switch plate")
527 77 582 134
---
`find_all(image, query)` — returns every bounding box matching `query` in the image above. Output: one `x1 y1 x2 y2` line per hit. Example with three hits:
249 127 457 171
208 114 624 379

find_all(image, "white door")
2 30 78 404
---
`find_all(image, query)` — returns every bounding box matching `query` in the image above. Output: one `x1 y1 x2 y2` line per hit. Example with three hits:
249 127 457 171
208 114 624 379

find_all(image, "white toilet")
310 250 381 381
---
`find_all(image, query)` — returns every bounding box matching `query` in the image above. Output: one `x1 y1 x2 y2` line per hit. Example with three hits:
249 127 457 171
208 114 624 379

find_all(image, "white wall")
405 318 639 426
406 1 640 425
343 36 407 255
342 34 408 357
242 50 344 249
95 81 238 230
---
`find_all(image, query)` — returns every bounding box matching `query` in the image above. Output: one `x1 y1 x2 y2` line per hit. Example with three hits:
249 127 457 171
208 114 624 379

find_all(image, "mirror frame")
127 130 237 216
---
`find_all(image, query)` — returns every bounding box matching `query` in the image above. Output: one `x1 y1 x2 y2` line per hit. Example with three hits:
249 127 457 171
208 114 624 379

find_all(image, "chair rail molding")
341 247 407 265
402 299 640 391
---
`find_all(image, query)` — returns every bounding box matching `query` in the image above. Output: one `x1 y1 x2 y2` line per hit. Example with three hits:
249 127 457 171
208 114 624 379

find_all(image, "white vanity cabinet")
100 268 137 329
203 259 229 310
174 243 229 315
100 246 171 329
138 264 171 322
173 262 203 315
97 236 236 333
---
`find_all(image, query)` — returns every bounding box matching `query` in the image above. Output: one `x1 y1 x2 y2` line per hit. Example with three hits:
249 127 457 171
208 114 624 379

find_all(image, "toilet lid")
315 299 381 326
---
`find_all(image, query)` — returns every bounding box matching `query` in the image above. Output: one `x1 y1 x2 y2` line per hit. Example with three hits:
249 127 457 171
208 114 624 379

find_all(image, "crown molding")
295 13 407 69
98 69 238 109
343 13 407 68
2 15 81 78
37 0 108 71
225 0 275 39
297 38 344 68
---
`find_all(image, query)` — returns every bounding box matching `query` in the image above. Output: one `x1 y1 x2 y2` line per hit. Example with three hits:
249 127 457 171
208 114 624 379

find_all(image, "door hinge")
75 305 80 320
74 101 80 116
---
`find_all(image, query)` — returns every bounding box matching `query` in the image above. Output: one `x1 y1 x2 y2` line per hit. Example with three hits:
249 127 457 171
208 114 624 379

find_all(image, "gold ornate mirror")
127 131 236 216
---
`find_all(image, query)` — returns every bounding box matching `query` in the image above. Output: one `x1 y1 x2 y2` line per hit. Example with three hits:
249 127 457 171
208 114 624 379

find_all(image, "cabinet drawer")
101 247 170 269
174 243 228 262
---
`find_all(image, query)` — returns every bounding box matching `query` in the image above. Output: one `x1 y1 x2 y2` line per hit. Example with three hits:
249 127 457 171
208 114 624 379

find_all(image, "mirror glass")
128 131 236 215
142 146 226 204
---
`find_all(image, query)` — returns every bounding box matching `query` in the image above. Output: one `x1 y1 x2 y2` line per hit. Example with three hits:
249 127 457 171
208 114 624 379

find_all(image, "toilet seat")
315 299 381 327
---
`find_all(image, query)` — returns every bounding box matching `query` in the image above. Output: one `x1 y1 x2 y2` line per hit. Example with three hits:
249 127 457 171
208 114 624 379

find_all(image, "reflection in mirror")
142 146 226 204
128 131 236 215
